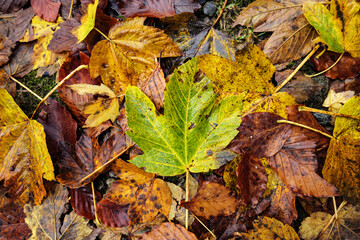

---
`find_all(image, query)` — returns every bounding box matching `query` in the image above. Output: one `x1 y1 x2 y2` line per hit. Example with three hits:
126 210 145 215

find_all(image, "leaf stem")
274 44 320 93
30 64 88 119
319 201 347 238
299 106 360 120
79 142 135 184
192 214 216 238
277 119 334 139
94 27 115 45
91 182 100 225
305 52 344 78
185 169 190 230
212 0 228 28
9 76 43 101
68 0 75 19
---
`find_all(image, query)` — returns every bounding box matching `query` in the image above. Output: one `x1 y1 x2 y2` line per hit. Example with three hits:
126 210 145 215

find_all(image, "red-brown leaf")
31 0 61 22
142 222 198 240
96 199 130 228
70 184 102 220
0 201 31 239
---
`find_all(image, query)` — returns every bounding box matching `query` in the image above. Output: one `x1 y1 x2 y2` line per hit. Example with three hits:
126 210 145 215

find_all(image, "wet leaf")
24 183 93 240
126 58 244 176
298 211 331 239
72 0 99 43
182 182 238 219
142 222 198 240
31 0 61 22
69 83 120 128
70 184 102 220
89 17 182 97
104 159 172 225
323 95 360 200
0 88 55 205
238 216 300 239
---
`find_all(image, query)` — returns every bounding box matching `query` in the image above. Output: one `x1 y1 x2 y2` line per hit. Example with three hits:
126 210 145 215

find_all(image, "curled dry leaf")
322 89 355 113
181 182 238 219
31 0 61 22
0 88 55 205
104 159 172 225
142 222 198 240
24 183 93 239
237 216 300 239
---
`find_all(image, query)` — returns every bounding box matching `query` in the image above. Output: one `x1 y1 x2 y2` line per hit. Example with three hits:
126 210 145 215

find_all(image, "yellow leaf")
21 15 64 42
72 0 99 43
69 84 120 128
89 17 182 97
323 95 360 200
0 89 55 205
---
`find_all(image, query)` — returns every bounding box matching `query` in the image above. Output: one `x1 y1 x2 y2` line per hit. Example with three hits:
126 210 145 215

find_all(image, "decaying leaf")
0 69 16 97
237 216 300 239
323 95 360 200
0 0 28 13
31 0 61 22
104 159 172 225
24 183 93 239
69 83 120 128
90 17 182 98
142 222 198 240
126 58 244 176
70 184 102 220
182 182 238 219
298 211 332 239
0 88 55 205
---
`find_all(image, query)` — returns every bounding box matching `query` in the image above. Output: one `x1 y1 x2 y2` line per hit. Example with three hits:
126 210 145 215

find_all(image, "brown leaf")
0 201 31 240
58 52 101 125
237 154 268 207
173 0 201 14
56 127 129 188
311 49 360 79
182 182 238 219
275 70 323 103
37 98 78 157
0 0 28 13
48 18 86 53
105 159 172 225
96 199 130 228
31 0 61 22
70 184 102 220
142 222 198 240
0 36 14 67
141 60 166 110
0 69 16 97
60 0 77 19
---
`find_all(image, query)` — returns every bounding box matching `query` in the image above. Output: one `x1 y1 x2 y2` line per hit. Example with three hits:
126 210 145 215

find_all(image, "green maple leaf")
125 58 244 176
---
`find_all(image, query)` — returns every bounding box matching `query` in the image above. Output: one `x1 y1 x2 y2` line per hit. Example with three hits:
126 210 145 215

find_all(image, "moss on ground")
15 71 60 117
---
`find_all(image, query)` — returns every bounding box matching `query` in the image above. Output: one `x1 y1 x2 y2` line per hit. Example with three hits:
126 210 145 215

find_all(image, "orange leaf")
142 222 198 240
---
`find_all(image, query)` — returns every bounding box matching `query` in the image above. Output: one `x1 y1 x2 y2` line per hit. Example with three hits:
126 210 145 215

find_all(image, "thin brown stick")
9 76 43 101
30 64 88 119
306 52 344 78
91 182 100 224
212 0 228 28
277 119 335 139
80 143 135 184
299 106 360 121
185 169 190 230
68 0 75 19
274 44 320 93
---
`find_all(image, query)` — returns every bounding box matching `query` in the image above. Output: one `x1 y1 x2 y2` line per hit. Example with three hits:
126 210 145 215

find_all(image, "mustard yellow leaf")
72 0 99 43
323 96 360 200
0 89 55 205
69 84 120 128
303 1 344 53
344 13 360 58
89 17 182 97
21 15 63 42
197 45 276 98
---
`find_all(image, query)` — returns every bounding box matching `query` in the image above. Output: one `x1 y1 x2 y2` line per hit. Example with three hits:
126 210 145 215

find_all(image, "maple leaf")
323 95 360 200
125 58 244 176
72 0 99 43
142 222 198 240
237 216 300 239
69 83 120 128
24 183 93 239
31 0 61 22
89 17 182 97
181 182 238 219
0 88 55 205
104 159 172 225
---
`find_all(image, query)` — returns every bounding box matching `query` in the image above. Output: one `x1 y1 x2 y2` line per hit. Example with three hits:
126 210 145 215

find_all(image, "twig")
277 119 334 139
299 106 360 121
79 143 135 184
9 76 43 101
30 64 88 119
212 0 228 28
305 52 344 78
68 0 75 19
274 44 320 93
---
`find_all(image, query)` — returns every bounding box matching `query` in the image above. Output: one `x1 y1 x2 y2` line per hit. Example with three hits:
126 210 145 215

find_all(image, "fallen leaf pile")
0 0 360 239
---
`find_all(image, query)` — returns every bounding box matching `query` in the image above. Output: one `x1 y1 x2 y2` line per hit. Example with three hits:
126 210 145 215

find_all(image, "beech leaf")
126 58 244 176
0 88 55 205
142 222 198 240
